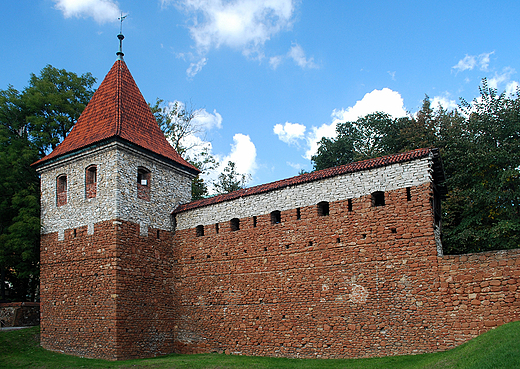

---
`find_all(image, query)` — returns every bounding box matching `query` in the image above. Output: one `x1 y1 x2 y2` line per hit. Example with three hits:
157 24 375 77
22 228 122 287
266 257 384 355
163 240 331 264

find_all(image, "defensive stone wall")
175 157 432 230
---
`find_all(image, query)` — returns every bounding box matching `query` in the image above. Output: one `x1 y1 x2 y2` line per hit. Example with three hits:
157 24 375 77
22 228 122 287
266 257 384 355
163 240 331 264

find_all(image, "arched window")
137 167 151 201
85 165 97 198
271 210 281 224
372 191 385 207
196 225 204 237
317 201 330 216
57 175 67 207
230 218 240 231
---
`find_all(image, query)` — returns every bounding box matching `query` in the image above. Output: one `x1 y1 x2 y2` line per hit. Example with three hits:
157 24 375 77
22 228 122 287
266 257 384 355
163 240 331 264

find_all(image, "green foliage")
213 161 250 195
311 82 520 254
2 322 520 368
23 65 95 157
0 65 95 301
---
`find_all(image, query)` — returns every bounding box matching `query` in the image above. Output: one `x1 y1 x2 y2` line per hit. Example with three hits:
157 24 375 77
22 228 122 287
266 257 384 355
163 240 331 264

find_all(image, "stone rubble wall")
38 142 193 238
175 157 432 230
0 302 40 327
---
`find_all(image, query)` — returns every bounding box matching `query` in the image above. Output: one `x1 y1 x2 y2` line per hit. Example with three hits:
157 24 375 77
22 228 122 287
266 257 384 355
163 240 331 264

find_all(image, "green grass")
1 321 519 368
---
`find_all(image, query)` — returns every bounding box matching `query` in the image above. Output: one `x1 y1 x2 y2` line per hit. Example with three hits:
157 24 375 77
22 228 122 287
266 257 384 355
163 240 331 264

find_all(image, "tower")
34 34 199 360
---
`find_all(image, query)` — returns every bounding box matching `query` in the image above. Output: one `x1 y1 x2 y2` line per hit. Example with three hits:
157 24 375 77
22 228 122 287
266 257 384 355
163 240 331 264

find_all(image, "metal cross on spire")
116 13 128 60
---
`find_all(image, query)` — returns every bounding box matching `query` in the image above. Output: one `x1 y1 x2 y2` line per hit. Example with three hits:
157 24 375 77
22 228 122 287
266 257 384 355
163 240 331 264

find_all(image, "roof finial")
116 13 128 60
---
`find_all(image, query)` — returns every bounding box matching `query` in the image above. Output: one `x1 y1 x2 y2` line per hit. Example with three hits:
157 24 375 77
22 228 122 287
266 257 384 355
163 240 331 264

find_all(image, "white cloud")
489 67 516 89
187 58 208 78
452 51 494 73
505 81 520 96
192 108 223 131
431 94 458 111
177 0 295 54
288 44 318 69
53 0 121 24
202 133 258 192
302 88 407 159
331 88 407 124
269 55 283 69
221 133 257 176
273 122 306 145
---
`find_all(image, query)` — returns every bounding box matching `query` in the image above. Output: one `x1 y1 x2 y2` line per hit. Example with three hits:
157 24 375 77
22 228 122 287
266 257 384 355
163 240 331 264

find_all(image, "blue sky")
2 1 520 189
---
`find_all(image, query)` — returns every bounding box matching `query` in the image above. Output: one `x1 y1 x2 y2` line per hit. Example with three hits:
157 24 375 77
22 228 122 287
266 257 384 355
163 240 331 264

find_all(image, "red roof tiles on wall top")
33 60 198 172
174 148 438 213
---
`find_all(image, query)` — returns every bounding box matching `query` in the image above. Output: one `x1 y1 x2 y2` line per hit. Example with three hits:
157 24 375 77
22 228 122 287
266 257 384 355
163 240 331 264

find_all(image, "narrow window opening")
230 218 240 231
371 191 385 207
196 225 204 237
296 207 301 220
215 223 219 234
253 216 257 228
308 241 313 247
191 256 195 260
73 229 77 238
137 167 151 201
348 199 353 212
85 165 97 199
56 175 67 207
406 187 412 201
156 230 160 239
264 247 267 251
317 201 330 216
171 214 177 234
391 228 397 234
271 210 281 224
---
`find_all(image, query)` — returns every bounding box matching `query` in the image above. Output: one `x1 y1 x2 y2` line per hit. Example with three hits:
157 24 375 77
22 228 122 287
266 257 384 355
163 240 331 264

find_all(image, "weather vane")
116 12 128 60
118 13 128 34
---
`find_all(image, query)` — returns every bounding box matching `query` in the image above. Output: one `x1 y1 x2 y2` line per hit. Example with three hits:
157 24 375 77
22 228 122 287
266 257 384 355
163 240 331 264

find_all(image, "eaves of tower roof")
32 60 199 174
174 148 445 214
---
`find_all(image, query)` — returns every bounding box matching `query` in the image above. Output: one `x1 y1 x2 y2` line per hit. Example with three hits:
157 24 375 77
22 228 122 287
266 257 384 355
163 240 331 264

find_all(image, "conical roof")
33 60 198 173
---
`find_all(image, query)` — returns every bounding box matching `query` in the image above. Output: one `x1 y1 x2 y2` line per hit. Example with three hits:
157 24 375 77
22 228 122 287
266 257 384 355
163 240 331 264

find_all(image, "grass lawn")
1 321 519 368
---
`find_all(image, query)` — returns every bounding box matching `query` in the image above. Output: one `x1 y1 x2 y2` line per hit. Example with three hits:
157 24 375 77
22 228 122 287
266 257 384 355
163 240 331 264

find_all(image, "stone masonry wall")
175 157 432 230
38 142 193 239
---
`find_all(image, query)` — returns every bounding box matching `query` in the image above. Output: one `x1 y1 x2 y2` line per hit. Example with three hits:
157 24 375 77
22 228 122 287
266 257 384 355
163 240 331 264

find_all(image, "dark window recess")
57 175 67 207
230 218 240 231
271 210 281 224
406 187 412 201
86 165 97 198
171 214 177 234
317 201 330 216
137 167 151 201
196 225 204 237
253 216 257 227
215 223 219 234
348 199 353 212
296 207 301 220
371 191 385 207
156 230 160 239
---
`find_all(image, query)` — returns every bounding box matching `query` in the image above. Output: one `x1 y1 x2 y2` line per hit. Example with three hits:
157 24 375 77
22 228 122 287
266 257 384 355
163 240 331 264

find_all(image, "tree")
23 65 95 157
151 99 221 200
213 161 251 195
0 66 95 301
310 82 520 255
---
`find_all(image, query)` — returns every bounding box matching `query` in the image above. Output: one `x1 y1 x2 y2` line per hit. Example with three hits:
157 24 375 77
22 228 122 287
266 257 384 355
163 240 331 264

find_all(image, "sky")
2 0 520 190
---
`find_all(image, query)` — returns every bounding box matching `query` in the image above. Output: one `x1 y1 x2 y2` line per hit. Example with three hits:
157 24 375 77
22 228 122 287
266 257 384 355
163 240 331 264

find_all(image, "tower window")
57 175 67 207
137 167 151 201
86 165 97 198
317 201 329 216
230 218 240 231
372 191 385 207
271 210 281 224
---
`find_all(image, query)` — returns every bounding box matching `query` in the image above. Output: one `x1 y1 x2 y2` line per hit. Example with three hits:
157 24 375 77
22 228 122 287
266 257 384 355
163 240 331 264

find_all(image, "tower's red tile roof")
174 148 444 213
33 60 198 173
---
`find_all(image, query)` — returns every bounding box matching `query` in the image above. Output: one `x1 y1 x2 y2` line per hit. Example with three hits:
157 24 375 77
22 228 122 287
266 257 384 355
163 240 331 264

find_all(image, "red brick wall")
40 220 176 360
40 182 519 360
171 182 519 358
